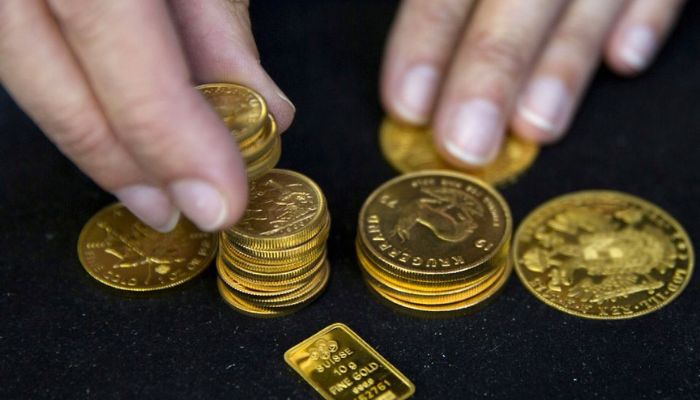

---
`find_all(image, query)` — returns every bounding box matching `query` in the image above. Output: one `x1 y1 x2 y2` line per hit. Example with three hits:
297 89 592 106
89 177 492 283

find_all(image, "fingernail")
276 89 296 113
395 64 439 124
169 179 227 231
619 26 657 71
442 99 504 166
518 77 572 139
114 185 180 232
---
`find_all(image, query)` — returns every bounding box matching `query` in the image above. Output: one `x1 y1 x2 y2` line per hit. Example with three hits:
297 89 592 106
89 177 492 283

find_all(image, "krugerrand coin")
379 117 539 186
196 82 268 141
513 190 694 319
357 170 513 315
78 203 216 291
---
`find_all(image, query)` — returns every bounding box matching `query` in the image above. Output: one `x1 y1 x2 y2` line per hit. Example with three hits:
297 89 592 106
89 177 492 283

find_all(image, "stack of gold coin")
217 169 331 317
356 171 513 316
197 83 281 180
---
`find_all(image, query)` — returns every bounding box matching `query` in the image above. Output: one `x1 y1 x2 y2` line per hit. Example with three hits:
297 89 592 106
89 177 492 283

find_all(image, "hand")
0 0 295 232
381 0 684 167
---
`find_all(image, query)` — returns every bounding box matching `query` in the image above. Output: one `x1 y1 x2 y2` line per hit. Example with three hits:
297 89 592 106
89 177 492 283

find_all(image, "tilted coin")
379 117 539 186
197 83 268 142
78 203 216 291
358 170 512 281
513 190 694 319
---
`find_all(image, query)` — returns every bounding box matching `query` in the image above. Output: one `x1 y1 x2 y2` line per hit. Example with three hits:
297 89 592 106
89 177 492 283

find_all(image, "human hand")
0 0 295 232
381 0 684 167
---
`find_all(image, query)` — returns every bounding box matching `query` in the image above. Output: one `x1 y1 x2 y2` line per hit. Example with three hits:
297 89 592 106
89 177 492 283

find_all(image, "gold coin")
379 117 539 186
217 258 306 293
357 239 501 296
513 190 694 320
77 203 216 291
246 132 282 180
230 169 328 249
219 251 326 286
233 262 328 305
241 114 278 164
197 83 268 142
222 214 330 265
367 258 512 315
356 238 501 291
358 170 512 281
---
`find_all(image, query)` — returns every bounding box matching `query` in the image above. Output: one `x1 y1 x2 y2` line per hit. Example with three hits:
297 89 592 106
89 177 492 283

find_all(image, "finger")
170 0 295 131
380 0 475 124
514 0 628 142
47 0 248 231
0 0 178 231
432 0 567 167
605 0 686 75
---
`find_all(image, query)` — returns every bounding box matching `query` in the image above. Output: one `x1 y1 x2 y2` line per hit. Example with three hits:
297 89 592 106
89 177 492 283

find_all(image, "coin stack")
197 83 281 180
356 171 513 316
216 169 331 317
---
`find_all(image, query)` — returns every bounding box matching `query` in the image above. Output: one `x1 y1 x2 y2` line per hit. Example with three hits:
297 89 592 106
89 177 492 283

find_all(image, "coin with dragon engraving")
78 203 216 291
230 169 327 249
514 191 694 319
197 83 268 142
358 170 512 280
379 118 539 186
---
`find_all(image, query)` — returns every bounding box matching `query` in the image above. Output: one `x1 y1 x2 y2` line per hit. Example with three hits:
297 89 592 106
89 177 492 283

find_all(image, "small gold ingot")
285 323 415 400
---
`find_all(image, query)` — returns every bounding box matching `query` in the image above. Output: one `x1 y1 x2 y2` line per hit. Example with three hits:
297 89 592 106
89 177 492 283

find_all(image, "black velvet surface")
1 1 699 399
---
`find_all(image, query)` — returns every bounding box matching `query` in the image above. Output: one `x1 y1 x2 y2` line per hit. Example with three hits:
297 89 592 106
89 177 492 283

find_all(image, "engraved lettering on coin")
78 204 216 291
392 187 484 243
514 191 694 319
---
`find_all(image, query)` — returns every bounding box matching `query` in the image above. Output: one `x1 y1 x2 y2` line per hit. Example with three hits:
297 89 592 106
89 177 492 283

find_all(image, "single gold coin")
379 117 539 186
231 169 327 249
358 170 512 281
77 203 216 291
197 83 268 142
513 190 694 320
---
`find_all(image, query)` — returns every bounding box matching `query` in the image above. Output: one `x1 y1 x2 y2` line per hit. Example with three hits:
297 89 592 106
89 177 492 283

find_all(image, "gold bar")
285 323 415 400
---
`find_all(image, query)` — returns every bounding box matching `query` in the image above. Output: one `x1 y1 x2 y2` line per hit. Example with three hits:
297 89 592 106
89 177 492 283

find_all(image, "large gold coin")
77 203 216 291
197 83 268 142
230 169 327 249
358 170 512 281
513 190 694 319
379 117 539 186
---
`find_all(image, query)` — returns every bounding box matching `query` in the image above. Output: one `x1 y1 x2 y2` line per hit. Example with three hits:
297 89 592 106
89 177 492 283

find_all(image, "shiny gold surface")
379 117 539 186
231 169 327 249
358 171 511 279
217 168 332 317
513 190 694 319
197 83 268 142
77 203 216 291
285 323 415 400
356 171 513 314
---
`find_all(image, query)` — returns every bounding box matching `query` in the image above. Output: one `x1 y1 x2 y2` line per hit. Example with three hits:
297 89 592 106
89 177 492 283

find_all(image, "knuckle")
466 31 529 77
50 114 112 160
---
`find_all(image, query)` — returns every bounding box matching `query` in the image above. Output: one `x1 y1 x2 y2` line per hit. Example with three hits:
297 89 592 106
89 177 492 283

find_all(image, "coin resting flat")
357 170 513 315
217 169 331 317
379 117 539 186
77 203 216 291
285 323 415 400
513 190 694 319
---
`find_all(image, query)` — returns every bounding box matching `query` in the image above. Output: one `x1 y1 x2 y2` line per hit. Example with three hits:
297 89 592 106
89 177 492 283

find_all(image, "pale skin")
0 0 685 232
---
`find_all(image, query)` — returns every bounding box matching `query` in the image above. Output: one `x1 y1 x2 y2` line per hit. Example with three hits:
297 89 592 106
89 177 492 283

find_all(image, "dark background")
1 1 699 399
